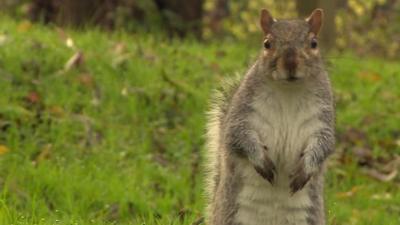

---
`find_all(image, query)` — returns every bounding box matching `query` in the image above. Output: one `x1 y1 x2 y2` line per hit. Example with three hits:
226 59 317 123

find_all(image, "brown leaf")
356 71 381 82
64 51 84 71
380 155 400 172
77 73 95 87
112 42 126 55
380 91 397 101
209 62 220 72
26 91 41 104
47 106 65 118
353 146 374 166
362 168 398 182
0 145 10 155
215 50 226 58
341 128 367 145
191 217 205 225
17 20 32 32
336 186 360 198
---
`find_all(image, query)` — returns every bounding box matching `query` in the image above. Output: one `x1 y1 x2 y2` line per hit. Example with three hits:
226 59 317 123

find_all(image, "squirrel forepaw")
254 159 276 184
289 159 316 194
251 147 276 184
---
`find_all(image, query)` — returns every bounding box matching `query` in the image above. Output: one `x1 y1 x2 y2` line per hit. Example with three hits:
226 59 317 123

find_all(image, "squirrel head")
259 9 323 82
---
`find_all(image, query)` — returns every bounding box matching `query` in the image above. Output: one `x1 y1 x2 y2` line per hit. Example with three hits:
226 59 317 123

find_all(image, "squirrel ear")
260 9 275 35
306 8 323 35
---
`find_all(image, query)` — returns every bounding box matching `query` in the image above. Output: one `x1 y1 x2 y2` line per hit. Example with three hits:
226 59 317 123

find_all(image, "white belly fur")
235 161 311 225
235 84 323 225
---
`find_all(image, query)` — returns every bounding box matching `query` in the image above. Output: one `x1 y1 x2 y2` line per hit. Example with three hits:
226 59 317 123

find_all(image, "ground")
0 19 399 225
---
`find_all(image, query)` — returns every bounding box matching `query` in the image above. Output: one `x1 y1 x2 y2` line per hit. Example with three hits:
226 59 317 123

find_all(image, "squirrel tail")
204 73 242 216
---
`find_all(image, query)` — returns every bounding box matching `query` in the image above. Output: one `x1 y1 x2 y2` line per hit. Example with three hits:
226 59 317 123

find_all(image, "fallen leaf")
215 50 226 58
112 42 126 55
0 145 9 155
47 106 65 118
380 155 400 172
336 186 360 198
380 91 397 101
356 71 381 82
341 128 367 145
17 20 32 32
77 73 94 87
209 62 220 72
362 168 398 182
26 91 41 104
64 51 84 71
353 146 373 166
191 217 205 225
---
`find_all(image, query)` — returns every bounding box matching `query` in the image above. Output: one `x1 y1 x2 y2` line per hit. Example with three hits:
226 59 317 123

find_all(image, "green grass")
0 18 399 225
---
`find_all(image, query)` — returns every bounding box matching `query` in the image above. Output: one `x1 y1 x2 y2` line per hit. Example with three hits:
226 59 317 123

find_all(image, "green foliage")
2 0 400 57
204 0 296 40
335 0 400 58
204 0 400 58
0 18 399 225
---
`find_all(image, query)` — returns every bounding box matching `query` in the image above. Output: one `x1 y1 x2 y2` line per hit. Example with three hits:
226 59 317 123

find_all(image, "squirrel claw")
253 155 276 184
289 165 311 195
254 164 275 184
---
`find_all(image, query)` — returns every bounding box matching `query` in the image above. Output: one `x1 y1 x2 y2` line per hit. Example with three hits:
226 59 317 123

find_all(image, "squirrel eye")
310 38 318 49
263 39 272 49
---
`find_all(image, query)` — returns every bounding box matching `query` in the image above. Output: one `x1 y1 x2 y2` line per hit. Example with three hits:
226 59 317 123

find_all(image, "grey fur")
205 15 335 225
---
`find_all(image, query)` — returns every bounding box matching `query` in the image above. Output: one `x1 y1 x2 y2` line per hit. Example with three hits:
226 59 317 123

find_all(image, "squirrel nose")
283 48 298 76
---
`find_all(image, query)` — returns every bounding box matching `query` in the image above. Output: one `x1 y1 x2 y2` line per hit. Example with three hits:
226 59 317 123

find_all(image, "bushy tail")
204 73 243 217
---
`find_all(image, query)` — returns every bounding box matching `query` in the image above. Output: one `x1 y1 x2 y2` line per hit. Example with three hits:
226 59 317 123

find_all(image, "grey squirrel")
205 8 335 225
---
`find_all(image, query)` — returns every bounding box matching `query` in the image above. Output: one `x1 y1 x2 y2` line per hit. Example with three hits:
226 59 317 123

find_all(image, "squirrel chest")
235 84 325 225
249 84 325 172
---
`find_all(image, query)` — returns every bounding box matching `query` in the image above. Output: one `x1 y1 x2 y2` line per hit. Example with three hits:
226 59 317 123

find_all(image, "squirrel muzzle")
283 48 298 80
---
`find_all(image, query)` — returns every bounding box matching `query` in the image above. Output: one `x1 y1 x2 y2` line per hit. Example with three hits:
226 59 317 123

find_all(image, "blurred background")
0 0 399 225
1 0 400 57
